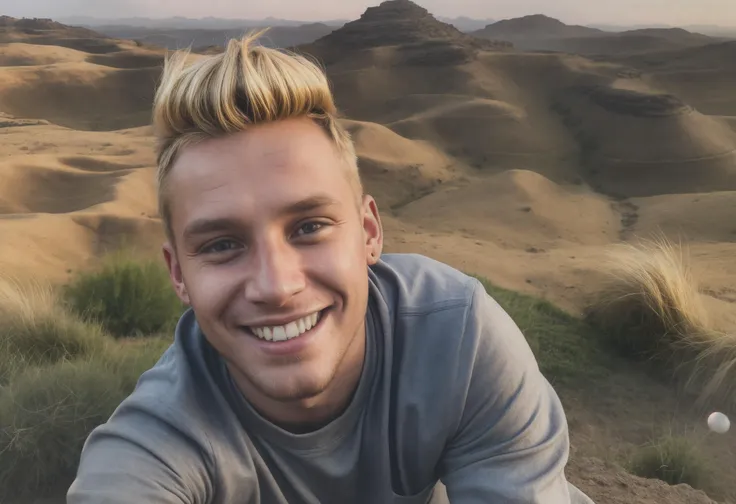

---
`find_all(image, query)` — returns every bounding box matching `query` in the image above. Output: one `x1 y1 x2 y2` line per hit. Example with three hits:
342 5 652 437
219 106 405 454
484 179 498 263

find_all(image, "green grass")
473 275 610 385
62 251 185 338
627 434 712 491
0 269 175 500
0 337 172 501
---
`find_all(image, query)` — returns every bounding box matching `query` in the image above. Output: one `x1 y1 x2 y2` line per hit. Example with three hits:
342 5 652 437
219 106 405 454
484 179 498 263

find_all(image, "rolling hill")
0 4 733 314
1 4 736 501
0 15 126 53
298 4 736 202
0 17 168 279
619 41 736 115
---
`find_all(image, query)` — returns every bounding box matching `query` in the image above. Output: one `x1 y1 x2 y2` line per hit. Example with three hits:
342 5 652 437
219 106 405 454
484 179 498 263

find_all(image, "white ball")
707 412 731 434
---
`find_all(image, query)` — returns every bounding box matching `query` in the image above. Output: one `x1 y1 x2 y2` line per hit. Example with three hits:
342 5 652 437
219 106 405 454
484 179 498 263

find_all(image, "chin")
251 367 333 402
262 381 329 403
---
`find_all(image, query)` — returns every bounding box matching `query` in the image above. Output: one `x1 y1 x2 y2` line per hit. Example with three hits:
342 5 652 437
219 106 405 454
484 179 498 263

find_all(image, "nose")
245 236 306 307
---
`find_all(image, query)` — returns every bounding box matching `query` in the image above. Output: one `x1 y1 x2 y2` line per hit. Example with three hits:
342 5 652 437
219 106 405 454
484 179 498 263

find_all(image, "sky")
1 0 735 27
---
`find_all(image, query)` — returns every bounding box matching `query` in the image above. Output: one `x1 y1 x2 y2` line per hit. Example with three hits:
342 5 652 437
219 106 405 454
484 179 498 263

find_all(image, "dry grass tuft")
584 236 736 408
628 433 712 490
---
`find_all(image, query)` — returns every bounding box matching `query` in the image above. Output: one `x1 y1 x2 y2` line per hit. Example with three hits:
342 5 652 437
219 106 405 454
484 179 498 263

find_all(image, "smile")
247 310 325 342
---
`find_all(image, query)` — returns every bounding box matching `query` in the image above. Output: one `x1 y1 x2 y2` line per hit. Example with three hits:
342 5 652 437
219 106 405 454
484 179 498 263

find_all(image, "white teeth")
250 311 323 342
272 326 287 342
285 322 299 339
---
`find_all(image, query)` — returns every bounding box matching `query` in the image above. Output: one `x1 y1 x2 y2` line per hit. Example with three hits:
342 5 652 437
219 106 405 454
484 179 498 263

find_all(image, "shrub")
628 434 711 490
63 251 185 338
0 337 172 500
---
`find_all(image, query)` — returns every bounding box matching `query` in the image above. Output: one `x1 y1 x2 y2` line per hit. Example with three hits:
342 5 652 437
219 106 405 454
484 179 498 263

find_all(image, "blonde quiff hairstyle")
152 31 361 242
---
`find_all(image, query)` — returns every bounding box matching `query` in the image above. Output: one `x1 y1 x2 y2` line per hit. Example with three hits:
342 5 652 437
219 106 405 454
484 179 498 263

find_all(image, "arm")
67 403 213 504
438 280 585 503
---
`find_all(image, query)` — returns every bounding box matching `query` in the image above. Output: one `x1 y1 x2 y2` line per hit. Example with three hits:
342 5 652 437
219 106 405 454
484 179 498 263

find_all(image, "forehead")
176 119 341 181
165 119 354 229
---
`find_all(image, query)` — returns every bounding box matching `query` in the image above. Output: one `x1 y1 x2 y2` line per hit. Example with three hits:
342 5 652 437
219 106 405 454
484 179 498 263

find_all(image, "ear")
361 194 383 266
162 242 191 305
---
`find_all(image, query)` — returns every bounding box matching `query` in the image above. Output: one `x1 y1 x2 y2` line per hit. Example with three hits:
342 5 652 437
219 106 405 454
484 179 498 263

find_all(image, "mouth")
243 308 329 343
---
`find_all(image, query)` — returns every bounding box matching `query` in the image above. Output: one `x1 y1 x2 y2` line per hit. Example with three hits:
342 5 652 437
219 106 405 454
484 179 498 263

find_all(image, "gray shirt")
67 253 593 504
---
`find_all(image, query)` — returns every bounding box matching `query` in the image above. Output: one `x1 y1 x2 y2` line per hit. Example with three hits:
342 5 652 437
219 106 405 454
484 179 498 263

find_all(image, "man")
68 33 593 504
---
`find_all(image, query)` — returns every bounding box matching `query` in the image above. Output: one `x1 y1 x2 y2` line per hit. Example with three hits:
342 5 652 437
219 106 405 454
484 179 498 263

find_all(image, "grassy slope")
474 275 612 385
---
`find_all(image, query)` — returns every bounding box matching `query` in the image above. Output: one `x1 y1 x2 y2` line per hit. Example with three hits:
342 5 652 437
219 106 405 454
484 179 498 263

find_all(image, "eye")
201 239 242 254
294 221 326 237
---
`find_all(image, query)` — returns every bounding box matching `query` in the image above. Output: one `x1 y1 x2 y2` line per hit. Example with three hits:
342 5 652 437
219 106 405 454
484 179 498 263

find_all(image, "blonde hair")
151 31 361 242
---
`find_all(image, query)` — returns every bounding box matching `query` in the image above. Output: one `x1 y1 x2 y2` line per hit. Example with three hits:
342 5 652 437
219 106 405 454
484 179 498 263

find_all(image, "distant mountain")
57 15 347 30
92 23 337 51
590 22 736 38
473 14 604 41
309 0 508 51
52 14 736 40
473 15 721 56
588 23 672 32
680 25 736 38
58 13 505 36
619 27 713 43
299 0 512 69
437 16 496 32
553 27 719 56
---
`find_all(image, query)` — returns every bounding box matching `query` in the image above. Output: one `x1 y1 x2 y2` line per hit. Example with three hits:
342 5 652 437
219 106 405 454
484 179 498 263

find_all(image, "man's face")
162 118 382 410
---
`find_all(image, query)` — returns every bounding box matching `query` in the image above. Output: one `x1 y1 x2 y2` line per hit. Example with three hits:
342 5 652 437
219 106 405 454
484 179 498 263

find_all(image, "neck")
228 325 367 433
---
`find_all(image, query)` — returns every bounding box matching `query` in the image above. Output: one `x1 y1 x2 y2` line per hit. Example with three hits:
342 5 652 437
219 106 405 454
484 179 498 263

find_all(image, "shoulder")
71 310 262 502
371 254 536 377
70 319 222 501
369 253 481 315
369 253 515 380
77 311 232 484
369 255 538 447
86 327 216 458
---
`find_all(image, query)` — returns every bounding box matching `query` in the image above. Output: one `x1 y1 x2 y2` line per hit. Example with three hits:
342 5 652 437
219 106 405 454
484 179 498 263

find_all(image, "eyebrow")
285 194 340 215
182 194 341 241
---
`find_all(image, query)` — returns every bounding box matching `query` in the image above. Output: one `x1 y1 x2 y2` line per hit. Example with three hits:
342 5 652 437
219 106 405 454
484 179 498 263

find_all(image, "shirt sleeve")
437 279 585 503
66 401 214 504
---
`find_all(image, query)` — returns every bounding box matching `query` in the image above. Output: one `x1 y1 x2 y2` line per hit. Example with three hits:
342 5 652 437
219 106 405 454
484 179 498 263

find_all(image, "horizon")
1 0 736 29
